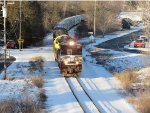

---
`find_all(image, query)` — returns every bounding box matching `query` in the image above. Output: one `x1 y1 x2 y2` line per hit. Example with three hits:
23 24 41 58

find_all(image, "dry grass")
0 96 42 113
5 77 15 81
29 56 44 72
115 69 137 90
96 53 112 65
30 76 44 88
143 77 150 88
128 93 150 113
138 94 150 113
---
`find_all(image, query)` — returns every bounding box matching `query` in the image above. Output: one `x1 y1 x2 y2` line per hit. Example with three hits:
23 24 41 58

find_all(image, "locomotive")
53 28 82 77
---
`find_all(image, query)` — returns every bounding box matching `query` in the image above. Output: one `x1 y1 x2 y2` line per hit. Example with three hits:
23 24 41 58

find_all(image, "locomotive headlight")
64 60 68 65
76 61 79 65
69 41 75 46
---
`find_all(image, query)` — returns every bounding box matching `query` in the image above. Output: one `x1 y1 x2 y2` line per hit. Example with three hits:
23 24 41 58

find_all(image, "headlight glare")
64 60 68 65
69 41 75 46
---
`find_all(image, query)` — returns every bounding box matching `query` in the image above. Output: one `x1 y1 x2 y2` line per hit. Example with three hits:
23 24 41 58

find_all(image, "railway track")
76 78 102 113
65 77 101 113
65 78 86 113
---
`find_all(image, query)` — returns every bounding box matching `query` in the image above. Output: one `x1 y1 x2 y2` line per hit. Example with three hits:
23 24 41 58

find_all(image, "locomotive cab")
53 28 68 41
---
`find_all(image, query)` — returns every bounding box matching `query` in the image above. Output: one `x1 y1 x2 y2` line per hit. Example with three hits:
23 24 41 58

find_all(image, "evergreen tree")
8 1 44 46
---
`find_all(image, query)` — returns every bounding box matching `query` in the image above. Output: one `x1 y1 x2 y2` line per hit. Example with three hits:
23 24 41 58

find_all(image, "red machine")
7 40 17 49
133 39 145 48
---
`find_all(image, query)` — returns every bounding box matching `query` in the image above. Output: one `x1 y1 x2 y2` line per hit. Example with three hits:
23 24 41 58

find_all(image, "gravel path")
96 30 144 53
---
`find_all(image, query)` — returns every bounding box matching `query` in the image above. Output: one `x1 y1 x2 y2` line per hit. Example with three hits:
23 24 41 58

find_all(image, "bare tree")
39 1 82 32
80 1 94 31
39 1 123 36
63 1 68 18
140 2 150 49
80 1 122 36
96 1 122 37
139 2 150 37
39 2 62 32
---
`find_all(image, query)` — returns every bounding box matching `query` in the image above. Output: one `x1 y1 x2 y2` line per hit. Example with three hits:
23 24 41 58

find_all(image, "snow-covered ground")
79 23 144 47
79 23 150 73
43 25 142 112
0 41 84 113
0 49 43 103
79 60 137 113
0 21 146 113
0 79 39 101
119 11 143 21
92 49 150 73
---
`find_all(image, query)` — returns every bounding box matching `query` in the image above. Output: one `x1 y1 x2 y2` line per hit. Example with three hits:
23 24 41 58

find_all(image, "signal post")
18 38 24 51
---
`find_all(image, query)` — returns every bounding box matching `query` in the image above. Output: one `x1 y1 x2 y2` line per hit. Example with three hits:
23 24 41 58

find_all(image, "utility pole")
19 0 22 51
3 0 7 80
17 1 24 50
94 0 96 36
1 1 14 80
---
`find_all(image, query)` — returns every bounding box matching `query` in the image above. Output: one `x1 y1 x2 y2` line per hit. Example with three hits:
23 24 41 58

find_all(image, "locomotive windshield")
60 46 82 55
54 29 68 37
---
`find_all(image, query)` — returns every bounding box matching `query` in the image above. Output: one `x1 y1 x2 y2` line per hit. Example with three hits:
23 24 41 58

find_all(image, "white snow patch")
103 50 150 72
119 11 143 21
0 79 39 101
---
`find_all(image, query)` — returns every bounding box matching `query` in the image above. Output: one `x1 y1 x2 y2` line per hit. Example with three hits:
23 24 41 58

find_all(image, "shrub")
38 89 47 102
143 77 150 88
30 76 44 88
128 93 150 113
0 96 42 113
29 56 44 72
138 93 150 113
115 69 137 90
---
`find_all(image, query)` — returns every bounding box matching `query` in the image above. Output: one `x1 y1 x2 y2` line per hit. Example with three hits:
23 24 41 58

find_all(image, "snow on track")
40 49 84 113
66 77 100 113
44 72 84 113
78 59 138 113
40 32 84 113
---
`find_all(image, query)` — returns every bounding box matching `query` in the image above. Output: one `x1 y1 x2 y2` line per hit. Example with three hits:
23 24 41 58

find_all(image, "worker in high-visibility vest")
53 35 69 61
